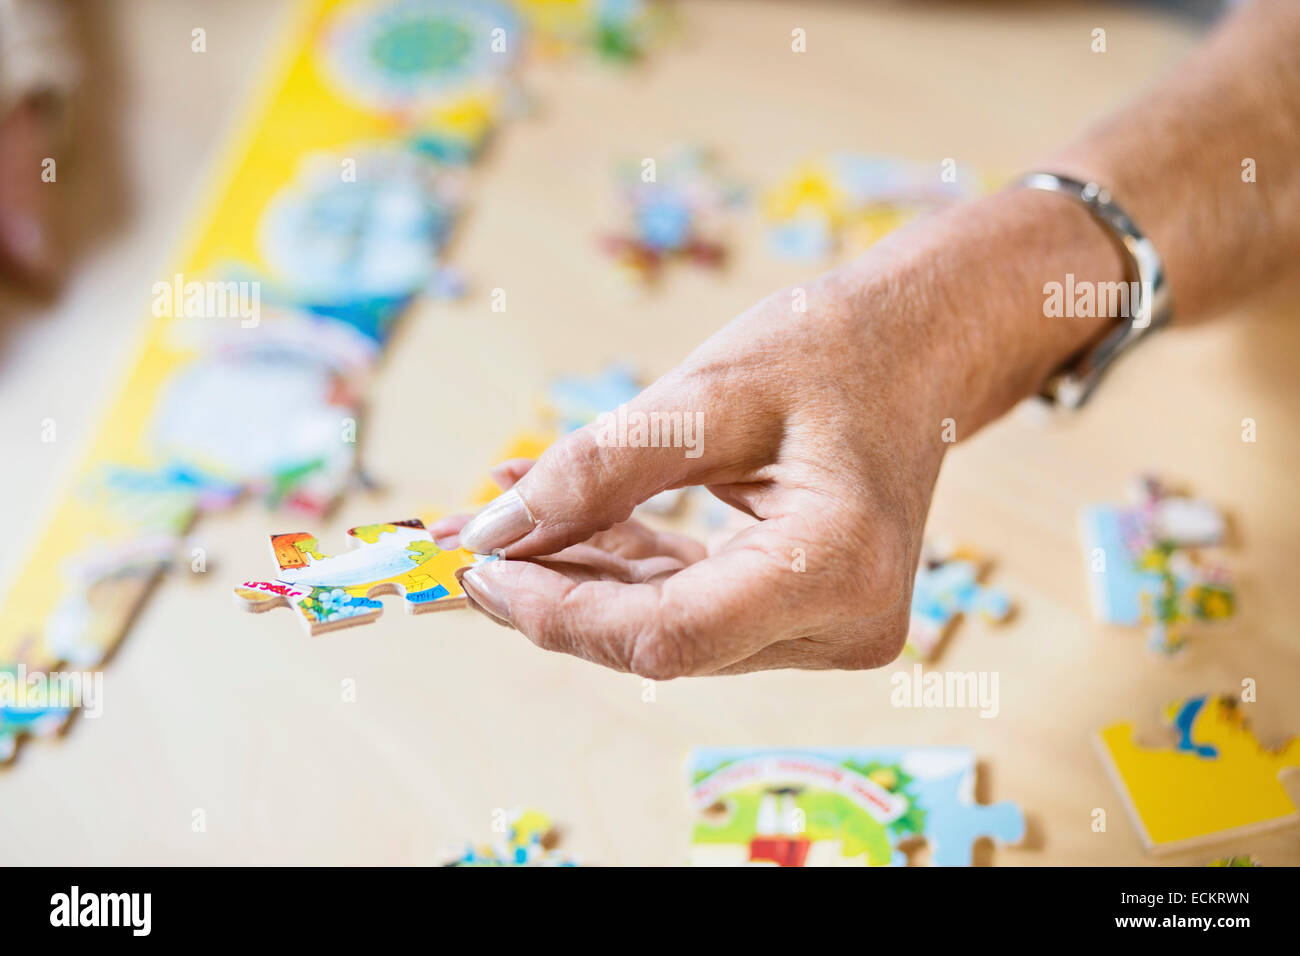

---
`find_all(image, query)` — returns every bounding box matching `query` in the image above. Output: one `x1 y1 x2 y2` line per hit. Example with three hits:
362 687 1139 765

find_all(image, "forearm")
833 0 1300 436
828 188 1120 435
1049 0 1300 322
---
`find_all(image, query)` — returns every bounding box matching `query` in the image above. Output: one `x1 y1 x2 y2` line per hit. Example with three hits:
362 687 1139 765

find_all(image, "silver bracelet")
1015 172 1173 409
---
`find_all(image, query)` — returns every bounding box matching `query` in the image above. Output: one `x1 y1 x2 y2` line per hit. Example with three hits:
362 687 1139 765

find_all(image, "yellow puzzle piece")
234 518 483 636
1096 694 1300 852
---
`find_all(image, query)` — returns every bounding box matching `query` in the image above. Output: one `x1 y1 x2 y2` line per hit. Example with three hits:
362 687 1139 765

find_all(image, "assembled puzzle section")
234 518 487 636
1096 694 1300 853
687 748 1025 866
906 542 1012 660
1080 475 1235 654
1 0 678 765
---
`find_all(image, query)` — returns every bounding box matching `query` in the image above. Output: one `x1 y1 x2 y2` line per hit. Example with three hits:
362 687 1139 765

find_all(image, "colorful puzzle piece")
905 543 1012 660
446 806 578 866
763 154 986 262
1096 694 1300 852
602 145 745 285
0 666 73 766
1081 475 1235 655
234 518 485 635
688 748 1024 866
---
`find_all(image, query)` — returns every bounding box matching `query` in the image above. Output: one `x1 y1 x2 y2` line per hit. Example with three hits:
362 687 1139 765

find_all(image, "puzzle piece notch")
1096 694 1300 852
234 518 485 636
909 760 1025 867
905 543 1012 660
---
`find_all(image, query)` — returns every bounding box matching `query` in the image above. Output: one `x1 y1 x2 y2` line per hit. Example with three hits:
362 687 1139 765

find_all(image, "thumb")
458 388 719 556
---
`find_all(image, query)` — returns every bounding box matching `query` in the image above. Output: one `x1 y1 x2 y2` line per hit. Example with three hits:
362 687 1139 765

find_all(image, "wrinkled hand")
436 192 1116 678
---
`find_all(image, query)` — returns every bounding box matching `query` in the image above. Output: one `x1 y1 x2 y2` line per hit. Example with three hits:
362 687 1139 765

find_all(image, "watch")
1016 172 1173 409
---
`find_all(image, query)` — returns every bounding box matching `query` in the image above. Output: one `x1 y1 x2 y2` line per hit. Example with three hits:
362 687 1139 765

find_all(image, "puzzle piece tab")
233 518 484 635
1096 694 1300 852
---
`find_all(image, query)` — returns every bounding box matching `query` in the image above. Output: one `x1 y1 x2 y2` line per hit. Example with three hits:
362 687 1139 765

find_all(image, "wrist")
878 187 1127 432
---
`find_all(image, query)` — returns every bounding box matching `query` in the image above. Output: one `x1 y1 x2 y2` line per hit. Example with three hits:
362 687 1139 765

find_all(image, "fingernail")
456 565 513 627
457 489 535 554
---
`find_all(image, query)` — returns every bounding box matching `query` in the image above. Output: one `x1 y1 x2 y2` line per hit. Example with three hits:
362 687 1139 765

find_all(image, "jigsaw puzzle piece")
893 748 1025 866
234 518 482 635
0 664 76 765
543 364 643 435
1096 694 1300 851
905 554 1011 660
1081 478 1235 654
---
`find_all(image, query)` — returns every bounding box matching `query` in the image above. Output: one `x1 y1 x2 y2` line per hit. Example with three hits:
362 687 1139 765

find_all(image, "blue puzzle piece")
909 764 1025 866
545 364 643 434
907 559 1011 659
1079 505 1161 625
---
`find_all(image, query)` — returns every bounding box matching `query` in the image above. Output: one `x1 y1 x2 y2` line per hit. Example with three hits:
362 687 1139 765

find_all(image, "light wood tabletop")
1 0 1296 865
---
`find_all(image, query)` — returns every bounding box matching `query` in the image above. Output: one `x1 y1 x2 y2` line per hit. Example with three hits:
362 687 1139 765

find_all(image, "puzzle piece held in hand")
233 518 483 636
906 544 1012 660
1096 694 1300 852
1080 475 1235 655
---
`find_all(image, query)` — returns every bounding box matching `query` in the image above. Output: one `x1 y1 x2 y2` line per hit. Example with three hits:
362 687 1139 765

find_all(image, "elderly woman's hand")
436 190 1120 677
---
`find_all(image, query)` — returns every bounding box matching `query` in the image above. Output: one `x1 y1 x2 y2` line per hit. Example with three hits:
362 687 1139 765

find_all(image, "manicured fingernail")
457 489 535 554
457 565 513 627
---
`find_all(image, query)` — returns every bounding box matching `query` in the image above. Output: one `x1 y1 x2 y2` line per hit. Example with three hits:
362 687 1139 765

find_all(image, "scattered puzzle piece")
763 154 986 262
906 543 1012 660
233 518 486 635
446 807 578 866
1080 475 1235 655
1096 694 1300 852
0 665 73 766
688 748 1024 866
602 145 745 286
542 362 642 435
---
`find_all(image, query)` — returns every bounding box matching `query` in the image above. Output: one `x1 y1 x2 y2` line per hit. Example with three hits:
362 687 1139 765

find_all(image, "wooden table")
2 0 1296 866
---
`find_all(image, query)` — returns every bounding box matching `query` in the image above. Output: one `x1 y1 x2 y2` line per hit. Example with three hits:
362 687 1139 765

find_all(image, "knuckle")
553 431 633 519
628 604 696 680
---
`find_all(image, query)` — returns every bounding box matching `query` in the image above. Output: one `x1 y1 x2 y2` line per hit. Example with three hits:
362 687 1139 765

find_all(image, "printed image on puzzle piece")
687 748 1024 867
905 543 1012 660
601 145 745 286
1080 475 1235 655
233 518 486 636
445 807 578 867
1096 694 1300 853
